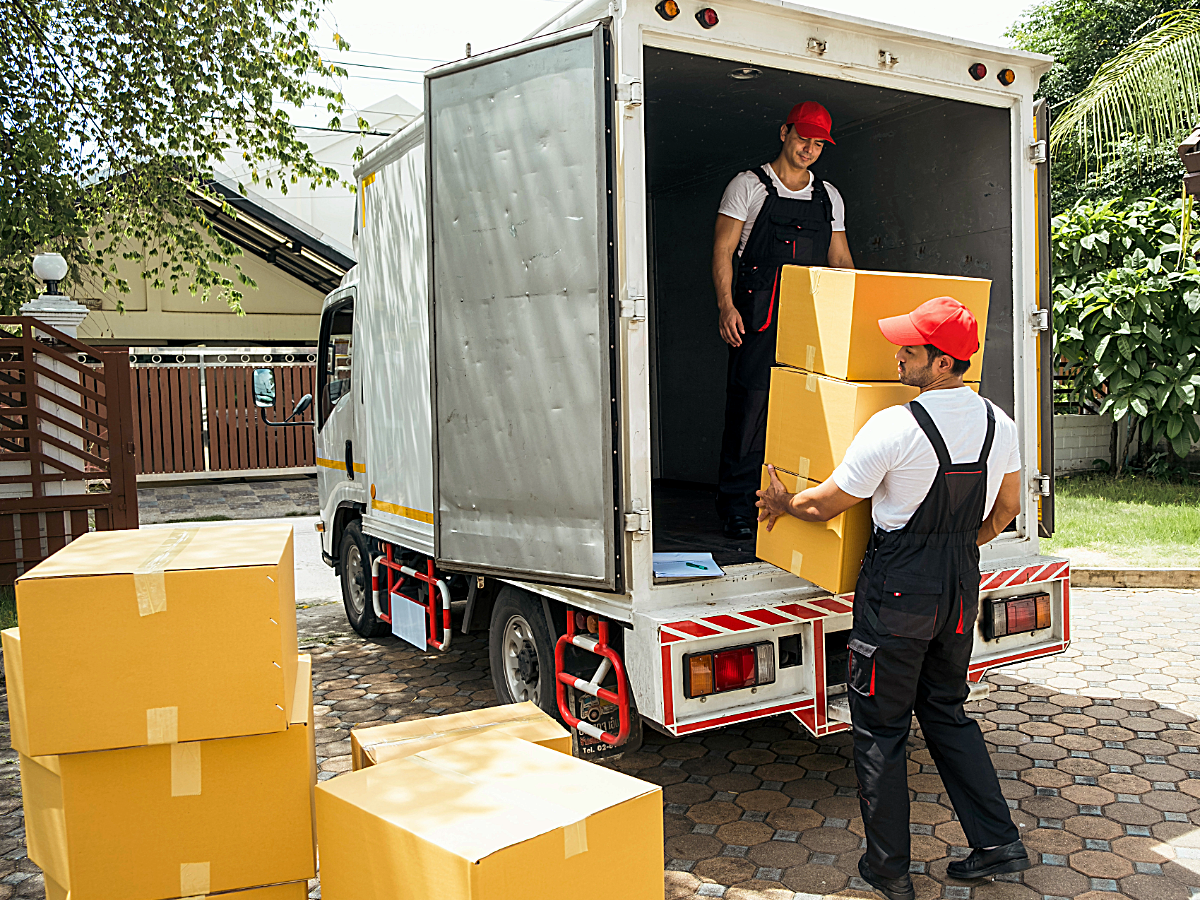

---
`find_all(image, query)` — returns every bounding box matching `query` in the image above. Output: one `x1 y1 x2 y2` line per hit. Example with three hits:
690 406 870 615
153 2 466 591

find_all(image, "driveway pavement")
1 576 1198 900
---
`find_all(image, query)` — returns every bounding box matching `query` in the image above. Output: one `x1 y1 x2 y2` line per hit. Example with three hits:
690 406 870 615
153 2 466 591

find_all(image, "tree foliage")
1053 196 1200 461
1 0 355 313
1007 0 1197 207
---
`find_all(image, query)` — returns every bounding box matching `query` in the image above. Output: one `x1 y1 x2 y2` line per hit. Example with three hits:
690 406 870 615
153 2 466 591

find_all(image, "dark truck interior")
644 47 1015 566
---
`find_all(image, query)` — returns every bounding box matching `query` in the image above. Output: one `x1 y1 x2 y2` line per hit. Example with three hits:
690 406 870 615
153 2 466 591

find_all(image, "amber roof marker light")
696 7 719 28
997 68 1016 86
654 0 680 20
968 62 987 81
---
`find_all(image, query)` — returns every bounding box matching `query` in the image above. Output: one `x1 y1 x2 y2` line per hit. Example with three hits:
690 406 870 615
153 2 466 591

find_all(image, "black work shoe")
946 840 1031 880
722 515 755 540
858 854 916 900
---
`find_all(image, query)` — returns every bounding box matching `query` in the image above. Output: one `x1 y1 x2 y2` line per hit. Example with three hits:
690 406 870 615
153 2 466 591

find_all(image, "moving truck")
280 0 1069 754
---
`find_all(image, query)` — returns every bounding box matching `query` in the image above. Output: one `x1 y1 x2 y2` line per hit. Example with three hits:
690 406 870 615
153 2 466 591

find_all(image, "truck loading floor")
651 480 759 567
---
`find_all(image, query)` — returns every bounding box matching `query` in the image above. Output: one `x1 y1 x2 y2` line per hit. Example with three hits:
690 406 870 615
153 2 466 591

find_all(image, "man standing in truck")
712 101 855 541
755 297 1028 900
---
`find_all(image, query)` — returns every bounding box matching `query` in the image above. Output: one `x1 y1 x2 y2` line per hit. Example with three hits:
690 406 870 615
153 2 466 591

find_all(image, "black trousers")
716 328 774 521
848 584 1018 878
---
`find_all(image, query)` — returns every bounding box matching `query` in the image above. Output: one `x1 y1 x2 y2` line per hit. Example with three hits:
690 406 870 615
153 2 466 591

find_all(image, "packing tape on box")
790 550 803 576
563 820 588 858
805 345 815 369
134 528 198 616
171 743 202 796
364 712 552 758
805 373 818 391
147 706 179 744
795 457 810 480
180 862 210 896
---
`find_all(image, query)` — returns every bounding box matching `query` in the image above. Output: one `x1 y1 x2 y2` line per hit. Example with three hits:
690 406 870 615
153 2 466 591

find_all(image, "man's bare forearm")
713 255 734 309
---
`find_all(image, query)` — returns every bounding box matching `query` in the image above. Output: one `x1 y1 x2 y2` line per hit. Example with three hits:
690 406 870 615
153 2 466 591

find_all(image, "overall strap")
810 177 834 222
750 166 778 198
906 401 952 468
976 399 996 465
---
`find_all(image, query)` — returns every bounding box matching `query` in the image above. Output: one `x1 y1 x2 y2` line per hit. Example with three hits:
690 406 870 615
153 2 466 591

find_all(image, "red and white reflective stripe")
980 559 1069 591
969 641 1069 678
674 698 815 734
659 598 851 645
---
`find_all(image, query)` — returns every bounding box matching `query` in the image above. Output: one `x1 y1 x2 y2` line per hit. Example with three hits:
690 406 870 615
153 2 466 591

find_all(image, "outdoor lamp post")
22 253 89 338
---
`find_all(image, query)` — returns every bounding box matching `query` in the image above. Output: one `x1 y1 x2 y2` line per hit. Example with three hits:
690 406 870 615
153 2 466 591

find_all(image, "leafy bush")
1052 194 1200 460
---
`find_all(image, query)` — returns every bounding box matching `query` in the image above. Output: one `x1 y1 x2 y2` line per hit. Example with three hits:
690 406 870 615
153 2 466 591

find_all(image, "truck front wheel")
339 521 388 638
489 588 561 722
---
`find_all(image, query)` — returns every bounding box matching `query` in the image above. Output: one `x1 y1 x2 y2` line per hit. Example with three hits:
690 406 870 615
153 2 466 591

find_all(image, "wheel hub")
517 643 539 684
502 614 541 704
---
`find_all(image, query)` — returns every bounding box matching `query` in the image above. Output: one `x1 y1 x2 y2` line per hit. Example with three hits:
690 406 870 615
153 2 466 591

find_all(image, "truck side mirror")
290 393 312 419
253 368 276 408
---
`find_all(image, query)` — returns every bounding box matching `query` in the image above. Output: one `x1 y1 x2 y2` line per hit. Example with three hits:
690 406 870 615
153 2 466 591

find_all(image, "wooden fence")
129 347 317 476
0 317 138 582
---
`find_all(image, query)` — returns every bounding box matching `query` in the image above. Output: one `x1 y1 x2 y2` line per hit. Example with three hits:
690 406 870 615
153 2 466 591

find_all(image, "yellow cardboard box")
16 645 317 900
775 266 990 381
765 368 919 484
350 701 571 770
756 467 872 594
13 522 298 756
317 731 663 900
45 878 309 900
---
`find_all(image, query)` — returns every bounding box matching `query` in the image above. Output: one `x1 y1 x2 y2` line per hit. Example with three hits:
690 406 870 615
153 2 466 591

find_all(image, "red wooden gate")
0 317 138 582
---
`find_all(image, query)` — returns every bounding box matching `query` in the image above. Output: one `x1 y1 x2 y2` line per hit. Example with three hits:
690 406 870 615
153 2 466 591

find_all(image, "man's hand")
719 304 745 347
756 465 793 531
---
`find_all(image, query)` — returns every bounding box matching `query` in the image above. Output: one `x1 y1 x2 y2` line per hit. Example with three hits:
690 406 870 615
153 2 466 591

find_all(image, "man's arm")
713 214 746 347
977 470 1021 546
756 464 864 529
827 231 854 269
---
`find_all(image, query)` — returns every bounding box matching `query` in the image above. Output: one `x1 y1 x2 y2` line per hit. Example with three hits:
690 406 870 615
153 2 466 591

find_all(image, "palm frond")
1051 11 1200 170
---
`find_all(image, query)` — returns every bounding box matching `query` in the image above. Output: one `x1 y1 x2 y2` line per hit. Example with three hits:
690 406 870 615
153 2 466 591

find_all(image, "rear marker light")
968 63 987 81
696 7 719 28
997 68 1015 86
654 0 679 19
984 593 1051 640
684 641 775 698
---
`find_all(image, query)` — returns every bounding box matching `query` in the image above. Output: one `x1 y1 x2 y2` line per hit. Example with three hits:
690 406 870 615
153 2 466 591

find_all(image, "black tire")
489 587 561 722
339 520 388 638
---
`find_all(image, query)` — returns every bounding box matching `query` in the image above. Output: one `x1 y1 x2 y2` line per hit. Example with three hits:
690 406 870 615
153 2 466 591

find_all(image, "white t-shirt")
831 387 1021 532
718 164 846 255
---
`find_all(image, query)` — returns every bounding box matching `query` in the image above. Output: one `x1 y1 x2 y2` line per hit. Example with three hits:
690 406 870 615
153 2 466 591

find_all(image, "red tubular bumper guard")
371 546 452 651
554 616 631 747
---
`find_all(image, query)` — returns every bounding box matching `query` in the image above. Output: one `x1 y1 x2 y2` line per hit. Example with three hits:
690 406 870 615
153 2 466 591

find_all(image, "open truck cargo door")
1034 98 1055 537
426 21 624 592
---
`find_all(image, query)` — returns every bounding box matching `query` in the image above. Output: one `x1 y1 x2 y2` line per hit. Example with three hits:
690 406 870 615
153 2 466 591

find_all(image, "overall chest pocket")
771 217 815 263
879 572 943 640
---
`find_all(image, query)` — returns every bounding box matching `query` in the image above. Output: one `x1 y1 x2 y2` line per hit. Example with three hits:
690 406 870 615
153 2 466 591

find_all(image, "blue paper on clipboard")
653 552 724 579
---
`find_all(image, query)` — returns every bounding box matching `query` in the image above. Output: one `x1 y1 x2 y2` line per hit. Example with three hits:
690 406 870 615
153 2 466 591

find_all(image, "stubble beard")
898 359 935 389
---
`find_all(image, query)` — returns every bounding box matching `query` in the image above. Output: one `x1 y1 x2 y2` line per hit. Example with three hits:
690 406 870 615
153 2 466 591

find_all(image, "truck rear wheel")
340 521 388 638
489 588 561 722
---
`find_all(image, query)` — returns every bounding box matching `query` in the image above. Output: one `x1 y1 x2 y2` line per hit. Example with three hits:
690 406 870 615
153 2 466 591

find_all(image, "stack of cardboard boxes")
757 266 990 593
3 523 316 900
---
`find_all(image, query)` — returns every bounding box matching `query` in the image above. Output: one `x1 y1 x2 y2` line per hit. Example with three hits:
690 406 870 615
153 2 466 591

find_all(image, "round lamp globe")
32 253 69 284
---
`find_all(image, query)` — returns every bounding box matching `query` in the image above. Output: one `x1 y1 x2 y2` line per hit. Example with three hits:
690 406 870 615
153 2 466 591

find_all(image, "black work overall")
716 168 833 521
847 399 1018 880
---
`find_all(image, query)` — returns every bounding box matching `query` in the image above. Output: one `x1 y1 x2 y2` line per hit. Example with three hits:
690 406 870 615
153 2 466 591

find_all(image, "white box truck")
290 0 1068 755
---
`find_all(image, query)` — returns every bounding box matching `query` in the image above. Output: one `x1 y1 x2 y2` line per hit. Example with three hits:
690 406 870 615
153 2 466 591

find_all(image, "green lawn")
1042 474 1200 567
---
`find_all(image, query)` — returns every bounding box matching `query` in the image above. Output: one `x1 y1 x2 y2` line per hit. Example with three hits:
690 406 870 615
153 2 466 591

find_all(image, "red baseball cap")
878 296 979 361
785 101 835 144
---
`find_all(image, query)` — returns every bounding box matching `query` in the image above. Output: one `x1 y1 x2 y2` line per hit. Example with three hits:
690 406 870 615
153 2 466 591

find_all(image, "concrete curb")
1071 568 1200 588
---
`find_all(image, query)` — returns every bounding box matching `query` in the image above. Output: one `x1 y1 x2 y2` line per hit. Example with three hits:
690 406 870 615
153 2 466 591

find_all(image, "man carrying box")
756 297 1027 900
712 101 855 540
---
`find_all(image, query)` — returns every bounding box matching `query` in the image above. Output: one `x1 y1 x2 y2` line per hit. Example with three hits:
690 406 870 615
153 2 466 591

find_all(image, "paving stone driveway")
1 587 1199 900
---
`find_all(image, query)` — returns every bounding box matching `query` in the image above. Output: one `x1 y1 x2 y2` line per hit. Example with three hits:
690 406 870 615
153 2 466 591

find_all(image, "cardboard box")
775 267 990 381
13 522 298 756
18 649 316 900
350 701 571 770
765 368 919 484
317 731 663 900
756 467 873 594
44 878 309 900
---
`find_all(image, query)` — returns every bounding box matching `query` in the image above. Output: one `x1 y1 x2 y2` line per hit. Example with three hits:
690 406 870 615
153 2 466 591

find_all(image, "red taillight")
684 642 775 698
714 646 756 692
984 592 1052 640
696 7 719 28
968 63 987 81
